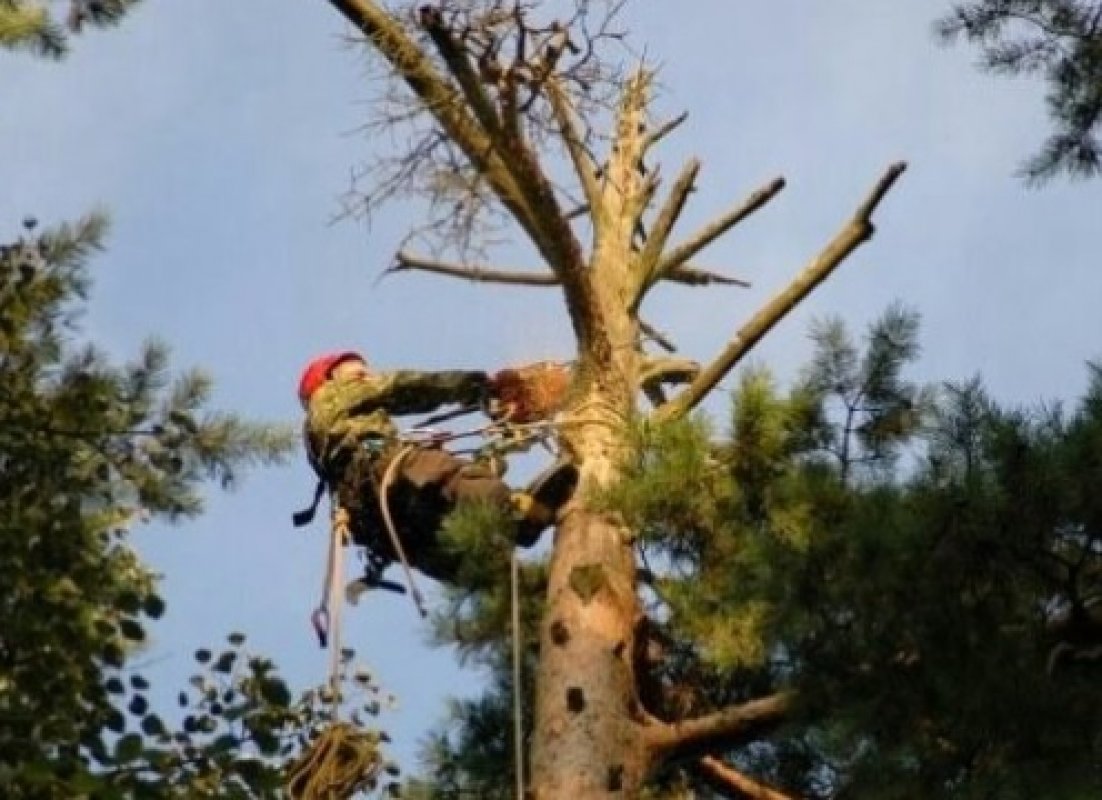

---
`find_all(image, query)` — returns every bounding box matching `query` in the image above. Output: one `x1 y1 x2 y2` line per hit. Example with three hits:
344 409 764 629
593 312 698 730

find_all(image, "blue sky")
6 0 1101 774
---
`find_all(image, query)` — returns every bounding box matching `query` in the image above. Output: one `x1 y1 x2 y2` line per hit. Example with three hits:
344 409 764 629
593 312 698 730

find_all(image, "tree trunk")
530 503 646 797
531 367 655 796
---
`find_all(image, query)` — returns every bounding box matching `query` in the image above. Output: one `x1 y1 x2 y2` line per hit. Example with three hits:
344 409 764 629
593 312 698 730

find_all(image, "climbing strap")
311 506 351 706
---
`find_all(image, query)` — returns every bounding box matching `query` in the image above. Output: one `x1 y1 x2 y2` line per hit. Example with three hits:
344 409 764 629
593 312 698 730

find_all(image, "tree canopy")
0 215 402 797
0 0 141 58
5 1 1100 798
414 308 1102 798
939 0 1102 182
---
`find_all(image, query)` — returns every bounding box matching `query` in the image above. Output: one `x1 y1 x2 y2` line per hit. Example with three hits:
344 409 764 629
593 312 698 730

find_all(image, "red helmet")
297 351 366 407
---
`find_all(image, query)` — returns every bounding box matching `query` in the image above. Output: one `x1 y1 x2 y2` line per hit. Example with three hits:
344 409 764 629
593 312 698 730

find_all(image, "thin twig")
667 265 750 288
387 251 558 286
547 78 603 214
644 111 689 153
657 176 786 277
639 319 677 353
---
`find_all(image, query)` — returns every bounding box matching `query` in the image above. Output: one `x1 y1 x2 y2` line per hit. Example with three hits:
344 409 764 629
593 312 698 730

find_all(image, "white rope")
511 551 525 800
377 443 428 617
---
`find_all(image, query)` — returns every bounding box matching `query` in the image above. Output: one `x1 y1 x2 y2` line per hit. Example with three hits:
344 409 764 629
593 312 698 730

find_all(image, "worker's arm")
379 370 490 415
327 370 489 416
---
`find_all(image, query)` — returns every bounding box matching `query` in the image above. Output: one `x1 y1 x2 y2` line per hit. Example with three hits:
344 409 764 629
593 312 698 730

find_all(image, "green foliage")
403 303 1102 797
0 216 309 796
602 308 1100 796
801 302 931 480
405 682 517 800
937 0 1102 182
0 0 142 58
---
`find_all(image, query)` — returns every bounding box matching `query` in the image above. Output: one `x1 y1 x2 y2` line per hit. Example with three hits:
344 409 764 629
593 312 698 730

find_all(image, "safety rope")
284 721 382 800
376 442 428 618
511 551 524 800
310 505 351 707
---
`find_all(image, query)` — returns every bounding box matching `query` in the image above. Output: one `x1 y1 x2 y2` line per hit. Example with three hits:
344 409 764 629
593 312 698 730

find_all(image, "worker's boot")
511 460 579 547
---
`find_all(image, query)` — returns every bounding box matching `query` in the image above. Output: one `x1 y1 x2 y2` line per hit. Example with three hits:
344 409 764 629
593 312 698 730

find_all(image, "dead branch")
634 158 701 305
331 0 599 344
387 252 744 292
696 756 800 800
657 176 787 277
645 692 793 757
656 162 907 423
547 78 603 217
329 1 541 244
386 251 559 286
602 70 654 243
668 265 750 288
639 319 677 353
640 357 699 386
644 111 689 153
417 5 503 136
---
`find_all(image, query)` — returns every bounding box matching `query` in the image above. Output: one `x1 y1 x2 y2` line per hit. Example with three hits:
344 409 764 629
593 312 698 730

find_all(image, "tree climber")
296 351 576 586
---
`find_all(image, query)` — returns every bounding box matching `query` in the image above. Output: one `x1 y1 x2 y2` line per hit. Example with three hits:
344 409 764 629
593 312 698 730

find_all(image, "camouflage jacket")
304 369 488 480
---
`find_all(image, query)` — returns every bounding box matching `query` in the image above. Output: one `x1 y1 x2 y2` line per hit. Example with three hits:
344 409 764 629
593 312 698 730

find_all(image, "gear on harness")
293 352 578 608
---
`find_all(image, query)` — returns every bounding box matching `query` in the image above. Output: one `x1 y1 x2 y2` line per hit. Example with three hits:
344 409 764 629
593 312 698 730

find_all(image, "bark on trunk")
530 506 646 797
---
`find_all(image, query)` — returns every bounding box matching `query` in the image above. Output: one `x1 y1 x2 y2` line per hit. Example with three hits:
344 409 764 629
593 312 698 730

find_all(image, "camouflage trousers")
336 445 510 583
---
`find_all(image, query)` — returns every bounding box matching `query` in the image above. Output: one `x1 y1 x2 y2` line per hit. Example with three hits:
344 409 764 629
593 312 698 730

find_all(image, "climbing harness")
311 507 350 671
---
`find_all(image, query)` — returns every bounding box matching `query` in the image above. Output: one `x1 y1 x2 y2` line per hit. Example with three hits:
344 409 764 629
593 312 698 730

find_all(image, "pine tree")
937 0 1102 182
322 2 905 797
0 0 141 58
0 215 403 797
410 310 1102 798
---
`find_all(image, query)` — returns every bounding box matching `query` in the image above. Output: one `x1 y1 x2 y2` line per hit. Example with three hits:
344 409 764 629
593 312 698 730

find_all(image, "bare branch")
639 318 677 353
657 176 786 277
656 162 907 423
666 265 750 288
634 158 701 305
696 756 800 800
546 78 603 215
328 1 541 243
387 250 558 286
385 250 737 291
644 111 689 153
646 692 793 757
417 5 502 136
330 0 597 343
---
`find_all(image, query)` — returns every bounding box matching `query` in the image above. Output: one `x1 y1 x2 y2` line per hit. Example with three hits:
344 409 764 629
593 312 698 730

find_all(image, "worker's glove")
487 362 571 423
